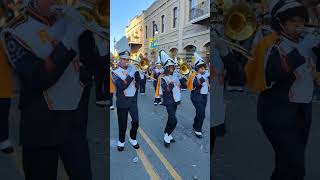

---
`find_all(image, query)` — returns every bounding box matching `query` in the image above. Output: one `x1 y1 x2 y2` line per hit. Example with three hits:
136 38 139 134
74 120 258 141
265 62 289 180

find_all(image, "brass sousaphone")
213 0 257 59
180 62 191 75
224 3 257 41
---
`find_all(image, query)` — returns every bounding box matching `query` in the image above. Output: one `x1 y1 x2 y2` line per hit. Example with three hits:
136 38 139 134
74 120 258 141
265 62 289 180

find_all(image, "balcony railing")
189 0 210 22
128 36 143 45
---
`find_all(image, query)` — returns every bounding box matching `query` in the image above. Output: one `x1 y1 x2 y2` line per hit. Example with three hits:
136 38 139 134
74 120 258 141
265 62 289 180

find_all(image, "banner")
149 37 158 49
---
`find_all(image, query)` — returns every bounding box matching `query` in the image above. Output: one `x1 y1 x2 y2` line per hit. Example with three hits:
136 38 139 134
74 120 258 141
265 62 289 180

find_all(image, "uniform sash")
245 32 279 92
0 44 12 98
187 72 197 91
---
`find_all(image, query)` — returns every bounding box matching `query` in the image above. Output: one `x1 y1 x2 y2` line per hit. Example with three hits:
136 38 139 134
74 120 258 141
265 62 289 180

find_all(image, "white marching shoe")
117 141 125 152
129 137 140 149
164 133 171 148
194 131 203 138
110 105 114 110
168 134 175 143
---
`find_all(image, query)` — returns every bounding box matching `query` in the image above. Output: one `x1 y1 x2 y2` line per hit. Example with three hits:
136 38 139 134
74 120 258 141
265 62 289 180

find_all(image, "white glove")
60 6 86 52
46 17 66 38
297 33 320 57
127 65 136 77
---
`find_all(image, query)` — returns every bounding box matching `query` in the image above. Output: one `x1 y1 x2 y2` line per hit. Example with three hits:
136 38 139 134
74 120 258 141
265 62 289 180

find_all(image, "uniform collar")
279 31 301 44
118 65 128 70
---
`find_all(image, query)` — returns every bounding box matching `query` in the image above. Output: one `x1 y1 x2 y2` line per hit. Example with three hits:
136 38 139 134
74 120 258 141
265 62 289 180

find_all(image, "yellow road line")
112 110 160 180
126 132 160 180
137 127 183 180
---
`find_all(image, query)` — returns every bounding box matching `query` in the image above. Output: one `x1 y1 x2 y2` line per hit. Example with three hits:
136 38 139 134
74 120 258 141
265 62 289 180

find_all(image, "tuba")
212 1 257 59
180 62 191 75
223 3 257 41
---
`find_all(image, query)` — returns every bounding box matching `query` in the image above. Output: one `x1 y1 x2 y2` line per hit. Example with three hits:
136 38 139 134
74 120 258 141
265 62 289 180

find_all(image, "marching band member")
156 50 181 148
138 58 147 96
187 52 209 138
109 71 115 110
0 0 95 179
153 56 163 105
113 36 141 151
257 0 320 179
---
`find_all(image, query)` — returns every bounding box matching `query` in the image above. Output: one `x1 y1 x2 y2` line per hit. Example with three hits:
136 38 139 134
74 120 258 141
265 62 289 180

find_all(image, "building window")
152 21 158 37
189 0 195 20
173 7 178 28
161 15 165 33
145 26 148 38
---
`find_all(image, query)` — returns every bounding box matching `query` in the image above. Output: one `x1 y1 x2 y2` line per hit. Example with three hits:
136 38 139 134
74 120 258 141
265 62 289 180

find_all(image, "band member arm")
4 34 76 92
114 75 134 91
134 71 141 88
78 30 101 72
193 76 205 89
265 48 305 83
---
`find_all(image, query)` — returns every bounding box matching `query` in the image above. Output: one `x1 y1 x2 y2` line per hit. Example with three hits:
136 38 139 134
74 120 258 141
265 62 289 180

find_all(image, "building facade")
125 0 210 63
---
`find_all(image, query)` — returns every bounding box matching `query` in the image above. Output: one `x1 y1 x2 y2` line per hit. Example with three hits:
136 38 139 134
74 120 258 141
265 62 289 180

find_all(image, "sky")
110 0 155 54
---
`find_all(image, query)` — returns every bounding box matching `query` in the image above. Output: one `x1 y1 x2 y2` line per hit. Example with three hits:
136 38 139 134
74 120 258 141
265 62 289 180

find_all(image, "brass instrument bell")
139 58 150 70
177 57 184 66
224 4 257 41
180 62 191 75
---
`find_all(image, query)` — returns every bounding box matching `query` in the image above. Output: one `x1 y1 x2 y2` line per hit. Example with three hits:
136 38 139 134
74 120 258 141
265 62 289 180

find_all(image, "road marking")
136 126 183 180
112 110 160 180
126 131 160 180
127 114 183 180
112 84 183 180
